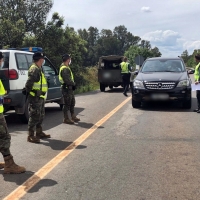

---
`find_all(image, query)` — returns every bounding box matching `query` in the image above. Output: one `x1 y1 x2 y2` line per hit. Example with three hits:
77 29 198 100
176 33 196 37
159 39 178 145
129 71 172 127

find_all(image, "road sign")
135 55 144 65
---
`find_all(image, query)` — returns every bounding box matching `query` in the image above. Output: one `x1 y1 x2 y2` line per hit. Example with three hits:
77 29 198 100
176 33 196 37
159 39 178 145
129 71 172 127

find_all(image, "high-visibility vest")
0 80 6 113
120 61 129 73
29 64 48 99
194 63 200 81
59 64 74 87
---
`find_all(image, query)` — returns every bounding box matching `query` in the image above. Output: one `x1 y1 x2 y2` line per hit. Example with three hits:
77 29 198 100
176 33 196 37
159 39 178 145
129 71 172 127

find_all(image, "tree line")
0 0 163 86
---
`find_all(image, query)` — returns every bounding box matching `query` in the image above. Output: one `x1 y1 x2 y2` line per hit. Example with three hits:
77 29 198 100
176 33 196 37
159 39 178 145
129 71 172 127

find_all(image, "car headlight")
177 79 190 87
133 80 144 89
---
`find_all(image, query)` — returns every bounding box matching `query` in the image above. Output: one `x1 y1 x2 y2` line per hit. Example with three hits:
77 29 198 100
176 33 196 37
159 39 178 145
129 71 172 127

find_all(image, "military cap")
62 53 71 61
0 52 4 59
195 54 200 60
33 52 45 60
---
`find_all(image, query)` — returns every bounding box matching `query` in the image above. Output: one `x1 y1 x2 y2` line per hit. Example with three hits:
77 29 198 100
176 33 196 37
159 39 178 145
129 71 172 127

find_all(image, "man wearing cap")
59 54 80 124
25 52 50 143
0 52 25 173
194 54 200 113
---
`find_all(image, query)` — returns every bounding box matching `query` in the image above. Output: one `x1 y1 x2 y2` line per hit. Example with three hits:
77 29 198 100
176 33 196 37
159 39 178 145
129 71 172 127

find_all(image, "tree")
0 0 53 47
181 50 189 63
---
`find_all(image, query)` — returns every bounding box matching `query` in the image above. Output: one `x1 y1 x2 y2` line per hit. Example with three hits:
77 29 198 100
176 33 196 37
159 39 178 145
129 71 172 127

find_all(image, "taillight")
4 69 18 80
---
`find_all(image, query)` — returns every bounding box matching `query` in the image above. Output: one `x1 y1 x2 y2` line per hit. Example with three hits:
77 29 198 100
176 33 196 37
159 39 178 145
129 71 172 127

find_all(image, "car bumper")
132 87 191 102
3 90 25 111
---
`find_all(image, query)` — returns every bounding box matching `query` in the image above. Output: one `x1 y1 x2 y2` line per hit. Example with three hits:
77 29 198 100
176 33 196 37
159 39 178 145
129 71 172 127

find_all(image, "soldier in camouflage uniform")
59 54 80 124
0 52 25 173
25 52 50 143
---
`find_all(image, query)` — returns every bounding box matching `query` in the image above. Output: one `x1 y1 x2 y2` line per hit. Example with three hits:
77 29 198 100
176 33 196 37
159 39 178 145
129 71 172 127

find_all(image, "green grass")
75 66 99 94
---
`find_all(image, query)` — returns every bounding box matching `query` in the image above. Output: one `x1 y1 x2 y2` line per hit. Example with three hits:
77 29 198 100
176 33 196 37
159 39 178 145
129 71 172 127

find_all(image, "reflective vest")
120 61 129 73
194 63 200 81
0 80 6 113
29 64 48 99
59 64 74 87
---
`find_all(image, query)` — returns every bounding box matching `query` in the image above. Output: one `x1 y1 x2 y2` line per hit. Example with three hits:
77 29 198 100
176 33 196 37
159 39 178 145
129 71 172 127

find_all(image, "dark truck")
98 55 124 92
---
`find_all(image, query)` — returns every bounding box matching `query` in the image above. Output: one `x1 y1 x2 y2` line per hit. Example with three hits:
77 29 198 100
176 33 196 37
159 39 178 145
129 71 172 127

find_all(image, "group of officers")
0 52 79 174
1 52 200 174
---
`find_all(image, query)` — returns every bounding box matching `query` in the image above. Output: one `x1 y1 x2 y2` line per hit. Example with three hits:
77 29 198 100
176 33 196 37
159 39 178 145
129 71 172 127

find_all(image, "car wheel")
19 100 29 123
182 98 191 109
100 83 105 92
132 99 141 108
109 86 113 89
59 104 63 110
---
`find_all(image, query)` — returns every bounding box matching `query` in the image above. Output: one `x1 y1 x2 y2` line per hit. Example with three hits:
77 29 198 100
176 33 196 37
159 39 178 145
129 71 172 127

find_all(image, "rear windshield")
1 52 9 69
101 59 122 70
141 59 185 73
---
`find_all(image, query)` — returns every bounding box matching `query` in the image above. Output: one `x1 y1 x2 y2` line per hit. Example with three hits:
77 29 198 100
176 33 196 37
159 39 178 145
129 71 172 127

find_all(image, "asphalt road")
1 79 200 200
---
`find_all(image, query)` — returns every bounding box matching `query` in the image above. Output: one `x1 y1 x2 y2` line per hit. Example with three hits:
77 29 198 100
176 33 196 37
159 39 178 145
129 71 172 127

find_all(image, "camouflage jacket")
25 64 42 93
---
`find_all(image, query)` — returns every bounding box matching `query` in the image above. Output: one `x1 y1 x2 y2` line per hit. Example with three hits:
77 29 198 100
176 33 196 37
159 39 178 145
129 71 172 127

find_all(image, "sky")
48 0 200 57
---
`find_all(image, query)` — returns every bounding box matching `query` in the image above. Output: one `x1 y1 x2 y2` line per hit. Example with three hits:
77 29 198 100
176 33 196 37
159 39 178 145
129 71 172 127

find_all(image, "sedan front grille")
144 82 176 90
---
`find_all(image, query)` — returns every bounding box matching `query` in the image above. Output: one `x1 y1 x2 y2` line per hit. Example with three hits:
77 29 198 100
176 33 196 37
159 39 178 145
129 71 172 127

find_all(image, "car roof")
146 57 182 61
0 49 33 54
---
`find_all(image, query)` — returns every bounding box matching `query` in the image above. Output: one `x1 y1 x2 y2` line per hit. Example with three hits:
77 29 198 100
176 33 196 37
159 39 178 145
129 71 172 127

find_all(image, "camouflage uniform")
25 64 47 138
60 64 76 118
0 113 11 156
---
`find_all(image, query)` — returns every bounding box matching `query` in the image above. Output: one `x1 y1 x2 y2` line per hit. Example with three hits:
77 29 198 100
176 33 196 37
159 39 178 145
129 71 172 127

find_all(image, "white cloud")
142 30 181 46
183 41 200 53
141 7 151 12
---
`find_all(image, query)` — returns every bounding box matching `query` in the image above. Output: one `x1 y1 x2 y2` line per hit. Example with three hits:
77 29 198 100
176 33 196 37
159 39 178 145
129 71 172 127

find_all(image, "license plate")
151 93 169 100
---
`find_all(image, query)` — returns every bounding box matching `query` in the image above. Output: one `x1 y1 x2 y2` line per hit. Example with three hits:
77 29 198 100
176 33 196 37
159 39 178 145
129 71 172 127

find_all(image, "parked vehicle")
0 47 63 123
98 55 124 91
132 57 192 109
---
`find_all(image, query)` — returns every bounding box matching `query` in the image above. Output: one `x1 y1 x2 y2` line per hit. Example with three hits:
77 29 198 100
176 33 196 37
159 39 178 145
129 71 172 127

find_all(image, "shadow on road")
137 97 197 112
4 106 85 132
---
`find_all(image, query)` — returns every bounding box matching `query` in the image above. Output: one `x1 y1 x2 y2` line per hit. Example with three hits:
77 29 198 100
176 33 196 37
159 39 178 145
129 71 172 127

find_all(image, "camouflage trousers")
0 113 11 156
62 88 75 117
28 96 45 135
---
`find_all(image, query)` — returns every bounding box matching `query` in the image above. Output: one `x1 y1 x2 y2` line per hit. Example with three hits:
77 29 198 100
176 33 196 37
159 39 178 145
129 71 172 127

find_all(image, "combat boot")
36 127 51 138
4 155 26 174
63 111 74 124
27 135 40 143
0 162 4 169
71 113 80 122
63 118 74 124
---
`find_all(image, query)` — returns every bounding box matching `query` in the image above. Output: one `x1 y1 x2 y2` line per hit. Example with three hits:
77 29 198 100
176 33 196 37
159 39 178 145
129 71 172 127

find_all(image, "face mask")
42 60 45 66
69 60 71 65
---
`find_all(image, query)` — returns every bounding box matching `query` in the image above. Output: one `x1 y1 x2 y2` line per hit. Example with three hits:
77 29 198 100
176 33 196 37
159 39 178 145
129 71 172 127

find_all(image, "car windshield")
141 59 185 73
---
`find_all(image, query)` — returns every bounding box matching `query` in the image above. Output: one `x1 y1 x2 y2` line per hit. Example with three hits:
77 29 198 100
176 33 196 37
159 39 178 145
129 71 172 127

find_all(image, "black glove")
22 88 27 95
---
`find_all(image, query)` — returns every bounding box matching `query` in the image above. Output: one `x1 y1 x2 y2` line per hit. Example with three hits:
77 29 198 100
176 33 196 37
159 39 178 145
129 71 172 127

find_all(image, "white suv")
0 47 63 123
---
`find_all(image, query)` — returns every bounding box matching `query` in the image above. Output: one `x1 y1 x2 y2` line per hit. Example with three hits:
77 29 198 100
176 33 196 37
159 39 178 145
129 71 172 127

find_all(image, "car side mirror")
134 71 139 75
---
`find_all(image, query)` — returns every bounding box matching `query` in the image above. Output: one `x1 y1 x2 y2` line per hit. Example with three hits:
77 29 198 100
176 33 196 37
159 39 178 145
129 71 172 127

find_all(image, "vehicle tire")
19 100 29 124
182 98 191 109
100 83 105 92
59 104 63 110
132 99 141 108
109 86 113 89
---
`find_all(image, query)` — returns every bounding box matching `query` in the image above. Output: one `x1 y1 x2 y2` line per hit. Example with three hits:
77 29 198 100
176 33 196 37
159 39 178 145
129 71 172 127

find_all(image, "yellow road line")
3 96 131 200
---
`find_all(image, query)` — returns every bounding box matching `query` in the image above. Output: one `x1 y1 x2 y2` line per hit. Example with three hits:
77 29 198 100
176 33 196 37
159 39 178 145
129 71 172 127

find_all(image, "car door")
42 58 62 100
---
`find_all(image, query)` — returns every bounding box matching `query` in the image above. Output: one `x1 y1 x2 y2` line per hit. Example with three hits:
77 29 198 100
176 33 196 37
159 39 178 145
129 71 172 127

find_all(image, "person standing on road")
25 52 50 143
120 56 131 97
0 52 25 174
193 54 200 113
59 54 80 124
